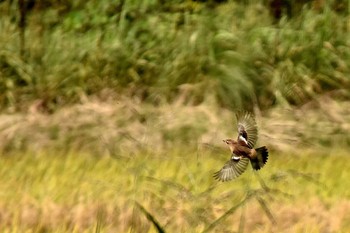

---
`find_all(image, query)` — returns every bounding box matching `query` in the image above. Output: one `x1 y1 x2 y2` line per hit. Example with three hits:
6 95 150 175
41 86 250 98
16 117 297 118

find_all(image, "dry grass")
0 149 350 232
0 94 349 232
0 92 349 154
261 92 350 151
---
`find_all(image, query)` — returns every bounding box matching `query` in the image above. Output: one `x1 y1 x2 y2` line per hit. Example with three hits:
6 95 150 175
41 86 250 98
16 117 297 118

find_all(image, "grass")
0 148 350 232
0 1 350 232
0 1 350 112
0 94 349 155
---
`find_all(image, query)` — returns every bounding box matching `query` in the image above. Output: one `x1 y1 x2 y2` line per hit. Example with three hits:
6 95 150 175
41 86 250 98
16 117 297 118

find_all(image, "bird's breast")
233 146 252 158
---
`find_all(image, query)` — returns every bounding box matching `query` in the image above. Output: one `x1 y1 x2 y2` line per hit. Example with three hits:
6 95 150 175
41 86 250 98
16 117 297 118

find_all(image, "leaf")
202 194 251 233
255 196 276 224
135 201 166 233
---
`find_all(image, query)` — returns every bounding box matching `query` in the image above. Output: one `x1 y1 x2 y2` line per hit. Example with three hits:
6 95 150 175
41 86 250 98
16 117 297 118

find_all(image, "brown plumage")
213 112 269 182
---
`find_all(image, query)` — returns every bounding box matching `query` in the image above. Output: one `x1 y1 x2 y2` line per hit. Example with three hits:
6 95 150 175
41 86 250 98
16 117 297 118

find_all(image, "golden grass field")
0 148 349 232
0 96 349 233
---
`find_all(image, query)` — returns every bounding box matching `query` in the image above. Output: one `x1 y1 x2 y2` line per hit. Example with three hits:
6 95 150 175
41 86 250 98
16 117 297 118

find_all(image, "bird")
213 112 269 182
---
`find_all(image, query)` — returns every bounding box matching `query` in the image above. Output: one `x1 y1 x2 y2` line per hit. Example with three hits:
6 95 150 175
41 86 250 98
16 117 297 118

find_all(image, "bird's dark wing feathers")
236 112 258 149
213 157 249 182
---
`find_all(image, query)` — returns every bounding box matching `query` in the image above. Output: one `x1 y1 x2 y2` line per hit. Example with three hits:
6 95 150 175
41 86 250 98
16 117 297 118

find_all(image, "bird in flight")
213 112 268 182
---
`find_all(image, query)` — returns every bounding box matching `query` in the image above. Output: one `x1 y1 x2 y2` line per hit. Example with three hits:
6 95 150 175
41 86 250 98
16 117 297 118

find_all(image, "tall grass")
0 149 350 232
0 0 349 112
1 2 349 232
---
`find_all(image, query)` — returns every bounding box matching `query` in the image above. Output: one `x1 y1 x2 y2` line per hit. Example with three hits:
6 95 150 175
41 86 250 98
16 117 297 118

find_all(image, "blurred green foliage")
0 0 349 112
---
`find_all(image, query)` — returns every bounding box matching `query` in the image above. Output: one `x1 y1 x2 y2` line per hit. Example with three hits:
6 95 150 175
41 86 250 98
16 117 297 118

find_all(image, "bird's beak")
222 140 226 143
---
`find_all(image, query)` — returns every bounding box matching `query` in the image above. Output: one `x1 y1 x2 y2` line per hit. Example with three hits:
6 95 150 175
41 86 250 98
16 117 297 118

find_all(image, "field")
0 98 349 233
0 149 350 232
1 0 350 232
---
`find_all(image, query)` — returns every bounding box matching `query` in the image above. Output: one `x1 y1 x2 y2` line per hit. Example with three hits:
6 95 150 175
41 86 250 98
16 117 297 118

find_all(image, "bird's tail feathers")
251 146 268 170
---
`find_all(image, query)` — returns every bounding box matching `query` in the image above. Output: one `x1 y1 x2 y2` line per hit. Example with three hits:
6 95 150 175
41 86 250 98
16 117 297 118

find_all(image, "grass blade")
95 205 104 233
202 195 251 233
135 201 166 233
255 196 276 224
238 204 246 233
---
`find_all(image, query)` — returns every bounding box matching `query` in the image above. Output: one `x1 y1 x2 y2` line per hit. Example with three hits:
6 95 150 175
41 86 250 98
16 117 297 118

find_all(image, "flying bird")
213 112 268 182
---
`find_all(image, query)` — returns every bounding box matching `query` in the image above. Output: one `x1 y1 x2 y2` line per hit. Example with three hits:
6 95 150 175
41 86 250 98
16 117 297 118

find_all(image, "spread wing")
213 157 249 182
236 112 258 149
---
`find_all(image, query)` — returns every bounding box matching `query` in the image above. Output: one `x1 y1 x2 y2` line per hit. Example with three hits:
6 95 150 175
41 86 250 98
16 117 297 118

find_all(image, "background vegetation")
0 0 350 232
1 0 349 112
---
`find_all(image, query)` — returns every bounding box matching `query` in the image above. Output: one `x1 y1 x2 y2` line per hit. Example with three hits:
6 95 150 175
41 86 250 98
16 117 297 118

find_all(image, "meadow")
1 0 350 112
1 149 350 232
0 0 350 232
0 96 349 232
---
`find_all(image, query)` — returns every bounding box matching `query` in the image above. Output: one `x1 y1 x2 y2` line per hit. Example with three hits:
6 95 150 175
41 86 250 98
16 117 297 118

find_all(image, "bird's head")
223 139 236 145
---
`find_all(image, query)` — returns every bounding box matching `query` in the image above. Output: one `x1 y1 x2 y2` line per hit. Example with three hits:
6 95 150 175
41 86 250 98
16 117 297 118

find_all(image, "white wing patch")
236 112 258 148
213 157 250 182
238 135 248 146
232 155 241 161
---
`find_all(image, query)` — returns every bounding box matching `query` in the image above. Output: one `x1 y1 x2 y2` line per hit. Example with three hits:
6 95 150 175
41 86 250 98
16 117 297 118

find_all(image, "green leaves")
1 1 350 111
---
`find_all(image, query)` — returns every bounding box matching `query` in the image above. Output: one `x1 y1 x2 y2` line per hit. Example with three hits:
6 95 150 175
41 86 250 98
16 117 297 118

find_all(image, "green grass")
1 149 349 232
0 1 350 112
